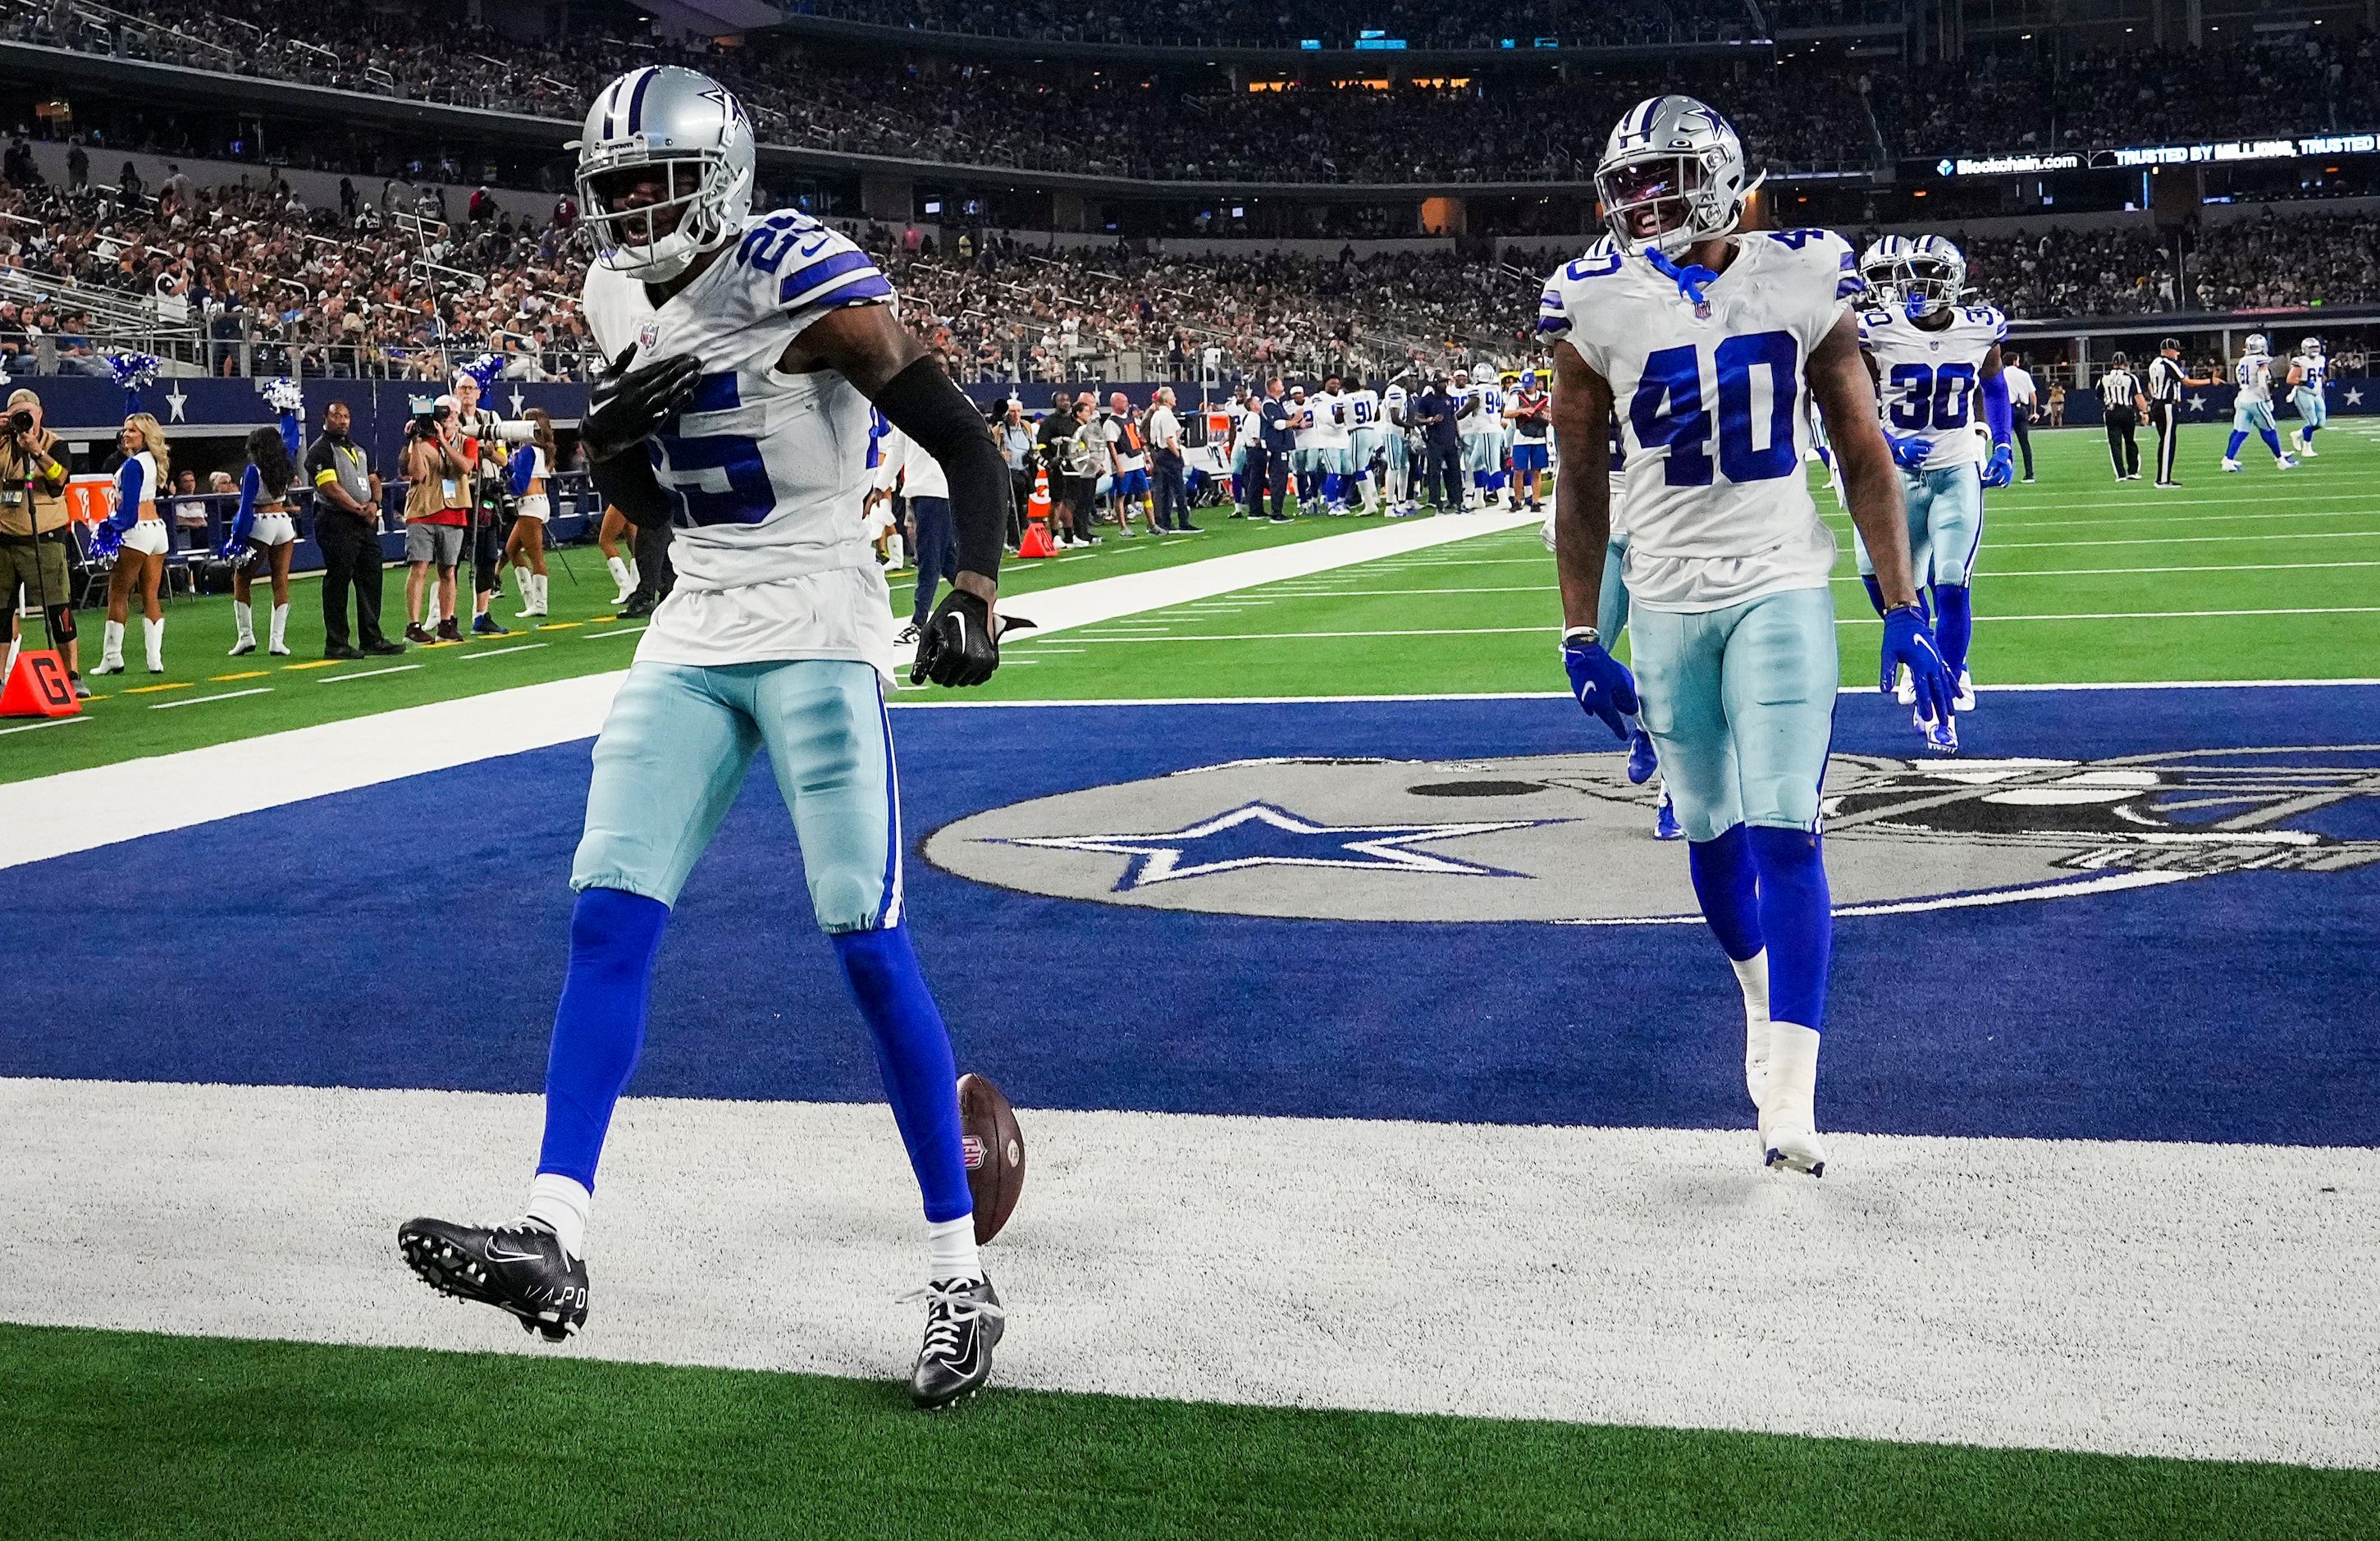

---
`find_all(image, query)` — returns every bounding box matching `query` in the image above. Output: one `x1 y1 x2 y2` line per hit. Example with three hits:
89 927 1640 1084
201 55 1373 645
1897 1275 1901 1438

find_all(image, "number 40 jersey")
1859 302 2007 473
1537 227 1862 612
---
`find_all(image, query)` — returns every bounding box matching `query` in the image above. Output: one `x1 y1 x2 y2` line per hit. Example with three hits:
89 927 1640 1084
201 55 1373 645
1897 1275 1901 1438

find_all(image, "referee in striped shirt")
2100 354 2146 481
2145 339 2213 487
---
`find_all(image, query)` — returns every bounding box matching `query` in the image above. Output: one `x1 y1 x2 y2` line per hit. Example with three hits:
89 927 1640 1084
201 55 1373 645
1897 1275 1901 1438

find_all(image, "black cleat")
907 1273 1004 1409
398 1217 589 1342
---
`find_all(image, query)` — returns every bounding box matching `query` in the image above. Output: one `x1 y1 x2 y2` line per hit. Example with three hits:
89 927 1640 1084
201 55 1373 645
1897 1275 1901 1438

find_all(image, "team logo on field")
923 748 2380 924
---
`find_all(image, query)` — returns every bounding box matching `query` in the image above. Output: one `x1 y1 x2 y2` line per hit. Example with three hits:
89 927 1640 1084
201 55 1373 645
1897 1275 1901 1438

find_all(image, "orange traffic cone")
1018 466 1059 558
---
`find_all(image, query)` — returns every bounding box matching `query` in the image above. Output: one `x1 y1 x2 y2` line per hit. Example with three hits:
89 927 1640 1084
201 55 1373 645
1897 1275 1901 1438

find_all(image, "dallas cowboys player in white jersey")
2225 335 2298 473
397 66 1016 1409
1852 235 2015 754
1540 96 1952 1177
2288 336 2327 458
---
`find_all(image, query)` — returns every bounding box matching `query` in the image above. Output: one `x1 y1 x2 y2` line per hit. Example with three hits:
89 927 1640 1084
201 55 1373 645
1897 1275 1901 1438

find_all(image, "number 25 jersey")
1538 230 1860 613
1860 303 2006 473
582 209 893 592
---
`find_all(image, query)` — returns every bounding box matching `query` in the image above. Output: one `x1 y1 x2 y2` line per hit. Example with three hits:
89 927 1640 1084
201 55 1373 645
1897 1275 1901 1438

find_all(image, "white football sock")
142 616 163 670
605 556 631 596
234 602 254 646
1762 1021 1821 1134
269 603 288 652
523 1172 592 1260
927 1214 983 1283
100 618 123 667
1730 951 1773 1107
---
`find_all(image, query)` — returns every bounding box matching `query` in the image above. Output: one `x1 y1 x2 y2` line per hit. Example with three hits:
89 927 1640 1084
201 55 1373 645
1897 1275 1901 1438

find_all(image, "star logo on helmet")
700 86 746 132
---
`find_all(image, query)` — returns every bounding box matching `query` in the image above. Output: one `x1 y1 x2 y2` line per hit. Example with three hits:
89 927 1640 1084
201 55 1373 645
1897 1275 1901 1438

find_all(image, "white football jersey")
1460 382 1501 437
1382 383 1409 427
2236 354 2274 405
1308 391 1351 449
2293 351 2327 392
582 208 898 673
1860 302 2007 471
1288 396 1323 450
1346 387 1382 435
1539 227 1862 612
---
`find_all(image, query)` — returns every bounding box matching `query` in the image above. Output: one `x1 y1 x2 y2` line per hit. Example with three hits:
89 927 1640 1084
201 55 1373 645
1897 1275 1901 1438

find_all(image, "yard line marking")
1832 560 2380 582
1990 530 2380 550
459 643 550 661
210 671 271 682
318 665 423 684
533 622 583 632
1071 607 2380 644
1054 554 1097 563
582 624 647 640
122 682 190 694
1836 606 2380 624
0 715 91 736
148 688 273 711
280 659 347 671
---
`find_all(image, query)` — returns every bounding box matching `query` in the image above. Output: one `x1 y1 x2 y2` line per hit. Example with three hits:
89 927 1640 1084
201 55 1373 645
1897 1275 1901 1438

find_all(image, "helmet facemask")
578 150 739 282
1596 150 1751 258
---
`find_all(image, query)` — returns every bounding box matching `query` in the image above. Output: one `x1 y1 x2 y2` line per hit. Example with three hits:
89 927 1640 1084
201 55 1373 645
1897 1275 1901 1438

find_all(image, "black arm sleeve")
868 355 1006 583
588 449 675 529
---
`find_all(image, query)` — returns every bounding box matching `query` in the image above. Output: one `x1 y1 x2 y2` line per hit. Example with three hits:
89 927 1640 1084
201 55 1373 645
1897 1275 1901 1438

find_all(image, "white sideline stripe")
0 714 92 736
1227 563 2380 601
148 688 273 711
2 1080 2370 1469
1 517 1533 872
1056 608 2380 645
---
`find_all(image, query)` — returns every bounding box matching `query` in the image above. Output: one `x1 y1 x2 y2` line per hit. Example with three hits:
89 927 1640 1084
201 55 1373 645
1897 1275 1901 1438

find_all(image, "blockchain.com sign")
1934 132 2380 178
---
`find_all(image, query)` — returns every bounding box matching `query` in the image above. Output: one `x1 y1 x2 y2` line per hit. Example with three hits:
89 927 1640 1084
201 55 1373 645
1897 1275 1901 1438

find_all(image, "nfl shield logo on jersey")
638 320 660 350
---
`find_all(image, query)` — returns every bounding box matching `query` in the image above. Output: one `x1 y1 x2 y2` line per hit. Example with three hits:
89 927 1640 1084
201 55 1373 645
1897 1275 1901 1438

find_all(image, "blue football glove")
1561 630 1639 741
1885 432 1935 470
1880 604 1955 728
1980 442 2016 489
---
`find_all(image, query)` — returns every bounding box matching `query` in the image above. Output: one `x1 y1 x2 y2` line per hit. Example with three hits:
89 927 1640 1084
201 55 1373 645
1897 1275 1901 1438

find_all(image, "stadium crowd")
784 0 1756 50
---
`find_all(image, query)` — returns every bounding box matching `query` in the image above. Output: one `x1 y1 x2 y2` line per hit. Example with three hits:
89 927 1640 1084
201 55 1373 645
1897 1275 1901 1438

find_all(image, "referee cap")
2160 337 2181 351
2109 351 2128 366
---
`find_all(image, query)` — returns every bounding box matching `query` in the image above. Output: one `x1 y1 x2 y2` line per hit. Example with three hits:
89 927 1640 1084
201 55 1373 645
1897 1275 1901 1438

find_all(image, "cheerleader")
597 502 637 607
94 413 171 674
501 407 556 619
226 426 299 656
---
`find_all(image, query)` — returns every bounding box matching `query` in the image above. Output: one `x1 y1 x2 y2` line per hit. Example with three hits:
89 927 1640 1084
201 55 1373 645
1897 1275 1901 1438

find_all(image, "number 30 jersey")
582 209 899 672
1538 228 1861 612
1859 303 2007 473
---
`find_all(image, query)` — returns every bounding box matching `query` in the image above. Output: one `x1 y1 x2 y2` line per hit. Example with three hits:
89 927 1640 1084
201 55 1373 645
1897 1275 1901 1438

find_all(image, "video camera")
407 396 452 438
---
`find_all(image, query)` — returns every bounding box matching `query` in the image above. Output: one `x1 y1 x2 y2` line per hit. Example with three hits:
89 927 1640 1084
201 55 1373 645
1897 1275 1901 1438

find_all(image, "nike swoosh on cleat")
483 1241 544 1264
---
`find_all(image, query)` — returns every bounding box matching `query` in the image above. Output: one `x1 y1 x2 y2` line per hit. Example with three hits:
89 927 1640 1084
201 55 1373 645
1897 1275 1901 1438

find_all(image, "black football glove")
581 343 702 464
911 588 999 688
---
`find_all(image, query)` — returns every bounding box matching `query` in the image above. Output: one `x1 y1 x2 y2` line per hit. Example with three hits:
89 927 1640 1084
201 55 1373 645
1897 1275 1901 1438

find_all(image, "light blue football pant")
2232 400 2278 437
1851 461 1985 588
573 658 902 932
1461 433 1501 475
2293 387 2328 429
1627 586 1839 844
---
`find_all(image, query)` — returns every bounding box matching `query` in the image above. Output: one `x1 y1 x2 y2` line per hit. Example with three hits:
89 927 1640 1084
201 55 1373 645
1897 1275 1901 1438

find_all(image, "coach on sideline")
307 400 403 659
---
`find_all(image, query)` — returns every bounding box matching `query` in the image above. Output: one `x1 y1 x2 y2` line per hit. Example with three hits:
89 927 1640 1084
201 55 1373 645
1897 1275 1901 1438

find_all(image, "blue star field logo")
999 801 1548 891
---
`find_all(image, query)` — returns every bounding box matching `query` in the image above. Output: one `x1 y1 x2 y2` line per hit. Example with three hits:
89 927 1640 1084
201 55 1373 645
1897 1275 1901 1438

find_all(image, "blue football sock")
1321 472 1341 505
833 925 974 1225
1859 575 1889 618
1932 583 1972 678
537 887 670 1191
2227 430 2249 460
1747 825 1833 1031
2260 428 2286 457
1688 824 1764 963
2304 423 2319 441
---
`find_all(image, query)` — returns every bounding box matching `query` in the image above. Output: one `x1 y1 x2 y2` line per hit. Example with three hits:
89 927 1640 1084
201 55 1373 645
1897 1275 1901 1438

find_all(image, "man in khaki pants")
0 387 86 697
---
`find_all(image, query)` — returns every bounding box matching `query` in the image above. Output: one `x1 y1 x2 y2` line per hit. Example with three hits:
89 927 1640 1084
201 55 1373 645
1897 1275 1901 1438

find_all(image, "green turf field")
8 1326 2373 1541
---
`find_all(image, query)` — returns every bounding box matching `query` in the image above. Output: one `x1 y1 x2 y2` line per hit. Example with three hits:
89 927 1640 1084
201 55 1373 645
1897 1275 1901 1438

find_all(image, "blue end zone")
8 686 2377 1147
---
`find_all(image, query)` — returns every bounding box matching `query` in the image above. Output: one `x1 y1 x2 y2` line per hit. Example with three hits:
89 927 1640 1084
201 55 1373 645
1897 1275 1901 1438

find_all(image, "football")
957 1072 1026 1245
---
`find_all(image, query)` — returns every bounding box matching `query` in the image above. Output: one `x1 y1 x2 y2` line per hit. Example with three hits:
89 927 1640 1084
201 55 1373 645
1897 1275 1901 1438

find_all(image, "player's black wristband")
869 354 1006 584
588 449 674 529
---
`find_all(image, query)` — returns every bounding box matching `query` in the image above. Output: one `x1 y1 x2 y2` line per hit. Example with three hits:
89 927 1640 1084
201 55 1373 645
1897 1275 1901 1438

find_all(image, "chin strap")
1644 246 1720 313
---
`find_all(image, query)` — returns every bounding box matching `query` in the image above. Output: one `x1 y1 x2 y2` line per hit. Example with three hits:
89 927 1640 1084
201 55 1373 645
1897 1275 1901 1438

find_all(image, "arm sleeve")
868 354 1005 582
590 447 676 529
1980 370 2013 447
104 458 144 534
231 464 260 542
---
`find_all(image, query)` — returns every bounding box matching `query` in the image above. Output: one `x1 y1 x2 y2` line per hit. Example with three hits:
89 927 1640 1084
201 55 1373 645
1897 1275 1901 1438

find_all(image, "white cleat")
1893 662 1916 706
1760 1022 1827 1177
2277 455 2299 470
2221 457 2243 473
1916 704 1958 755
1952 667 1976 714
1765 1124 1829 1178
2300 439 2319 459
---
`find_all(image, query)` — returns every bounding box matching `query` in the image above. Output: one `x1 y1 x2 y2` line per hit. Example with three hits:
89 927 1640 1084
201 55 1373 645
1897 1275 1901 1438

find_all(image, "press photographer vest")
0 428 68 538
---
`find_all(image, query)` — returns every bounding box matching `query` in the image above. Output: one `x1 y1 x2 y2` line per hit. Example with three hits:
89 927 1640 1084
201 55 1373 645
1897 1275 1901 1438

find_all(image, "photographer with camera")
0 387 85 697
451 371 522 638
400 395 470 645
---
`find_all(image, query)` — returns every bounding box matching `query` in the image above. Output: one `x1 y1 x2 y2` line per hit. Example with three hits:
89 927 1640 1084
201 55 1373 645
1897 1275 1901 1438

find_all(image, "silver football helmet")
573 66 756 282
1862 234 1967 318
1594 96 1763 258
2301 336 2323 355
2245 334 2270 357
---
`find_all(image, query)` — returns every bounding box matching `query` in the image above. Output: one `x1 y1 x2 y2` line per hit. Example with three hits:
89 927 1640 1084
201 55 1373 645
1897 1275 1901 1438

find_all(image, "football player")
1310 376 1354 514
1852 235 2014 753
1381 374 1414 514
1506 370 1554 512
2288 336 2327 458
1460 368 1506 509
1541 96 1951 1177
1345 377 1384 514
1286 382 1321 508
2224 336 2298 473
396 66 1016 1410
